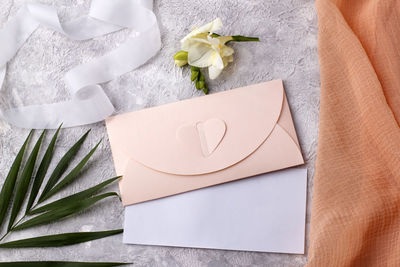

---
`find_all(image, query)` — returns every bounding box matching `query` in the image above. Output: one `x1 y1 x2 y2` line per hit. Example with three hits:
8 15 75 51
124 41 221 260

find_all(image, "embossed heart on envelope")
177 118 226 157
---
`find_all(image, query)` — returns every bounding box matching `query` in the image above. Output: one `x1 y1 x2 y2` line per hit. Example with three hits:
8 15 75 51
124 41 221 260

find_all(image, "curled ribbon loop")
0 0 161 129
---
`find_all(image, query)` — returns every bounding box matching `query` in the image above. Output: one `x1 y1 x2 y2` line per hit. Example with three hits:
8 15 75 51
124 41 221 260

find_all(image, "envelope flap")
106 80 284 175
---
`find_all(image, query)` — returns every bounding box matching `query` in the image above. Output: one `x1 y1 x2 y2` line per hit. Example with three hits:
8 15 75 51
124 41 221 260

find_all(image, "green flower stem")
210 33 259 43
230 35 259 42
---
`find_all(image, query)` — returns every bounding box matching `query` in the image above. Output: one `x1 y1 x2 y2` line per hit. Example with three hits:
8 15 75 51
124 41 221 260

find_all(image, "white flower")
180 18 234 79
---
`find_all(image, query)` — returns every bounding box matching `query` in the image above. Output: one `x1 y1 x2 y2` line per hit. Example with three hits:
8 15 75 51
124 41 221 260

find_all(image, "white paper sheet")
123 168 307 254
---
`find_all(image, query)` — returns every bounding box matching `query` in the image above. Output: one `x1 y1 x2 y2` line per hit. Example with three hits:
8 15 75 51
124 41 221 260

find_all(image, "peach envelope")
106 80 304 206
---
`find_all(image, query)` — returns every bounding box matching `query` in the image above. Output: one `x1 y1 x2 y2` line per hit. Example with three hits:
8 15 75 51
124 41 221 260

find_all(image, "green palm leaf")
0 229 122 248
38 130 90 202
0 131 32 227
29 176 121 215
7 131 45 230
13 192 119 231
0 128 127 265
40 140 102 201
26 125 62 212
0 262 130 267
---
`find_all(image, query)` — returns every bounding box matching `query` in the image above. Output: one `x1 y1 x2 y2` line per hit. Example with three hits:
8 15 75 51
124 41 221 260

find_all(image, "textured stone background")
0 0 319 266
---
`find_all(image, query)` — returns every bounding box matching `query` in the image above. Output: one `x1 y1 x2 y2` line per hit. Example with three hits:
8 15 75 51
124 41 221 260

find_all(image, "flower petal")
181 18 223 47
221 46 234 57
207 35 221 47
223 55 234 67
181 33 209 51
198 18 223 34
188 43 215 68
209 65 223 80
212 52 224 69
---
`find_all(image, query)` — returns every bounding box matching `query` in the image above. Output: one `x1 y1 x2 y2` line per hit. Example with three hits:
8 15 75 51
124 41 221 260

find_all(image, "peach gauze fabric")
308 0 400 266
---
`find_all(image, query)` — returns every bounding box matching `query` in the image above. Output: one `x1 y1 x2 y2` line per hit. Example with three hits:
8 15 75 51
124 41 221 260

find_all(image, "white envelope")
123 168 307 254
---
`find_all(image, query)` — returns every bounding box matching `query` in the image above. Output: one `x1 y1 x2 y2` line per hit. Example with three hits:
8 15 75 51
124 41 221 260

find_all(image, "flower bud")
196 80 205 90
174 51 188 60
174 51 188 67
175 59 188 67
191 66 200 81
199 72 205 82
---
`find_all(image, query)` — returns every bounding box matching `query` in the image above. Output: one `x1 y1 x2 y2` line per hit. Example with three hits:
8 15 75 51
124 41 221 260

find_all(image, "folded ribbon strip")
0 0 161 129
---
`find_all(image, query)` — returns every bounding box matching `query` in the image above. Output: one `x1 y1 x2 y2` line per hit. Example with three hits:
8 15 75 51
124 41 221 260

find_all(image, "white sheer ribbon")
0 0 161 129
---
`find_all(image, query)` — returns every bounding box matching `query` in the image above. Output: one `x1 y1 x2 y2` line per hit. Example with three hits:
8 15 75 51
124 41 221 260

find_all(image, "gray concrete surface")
0 0 320 266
